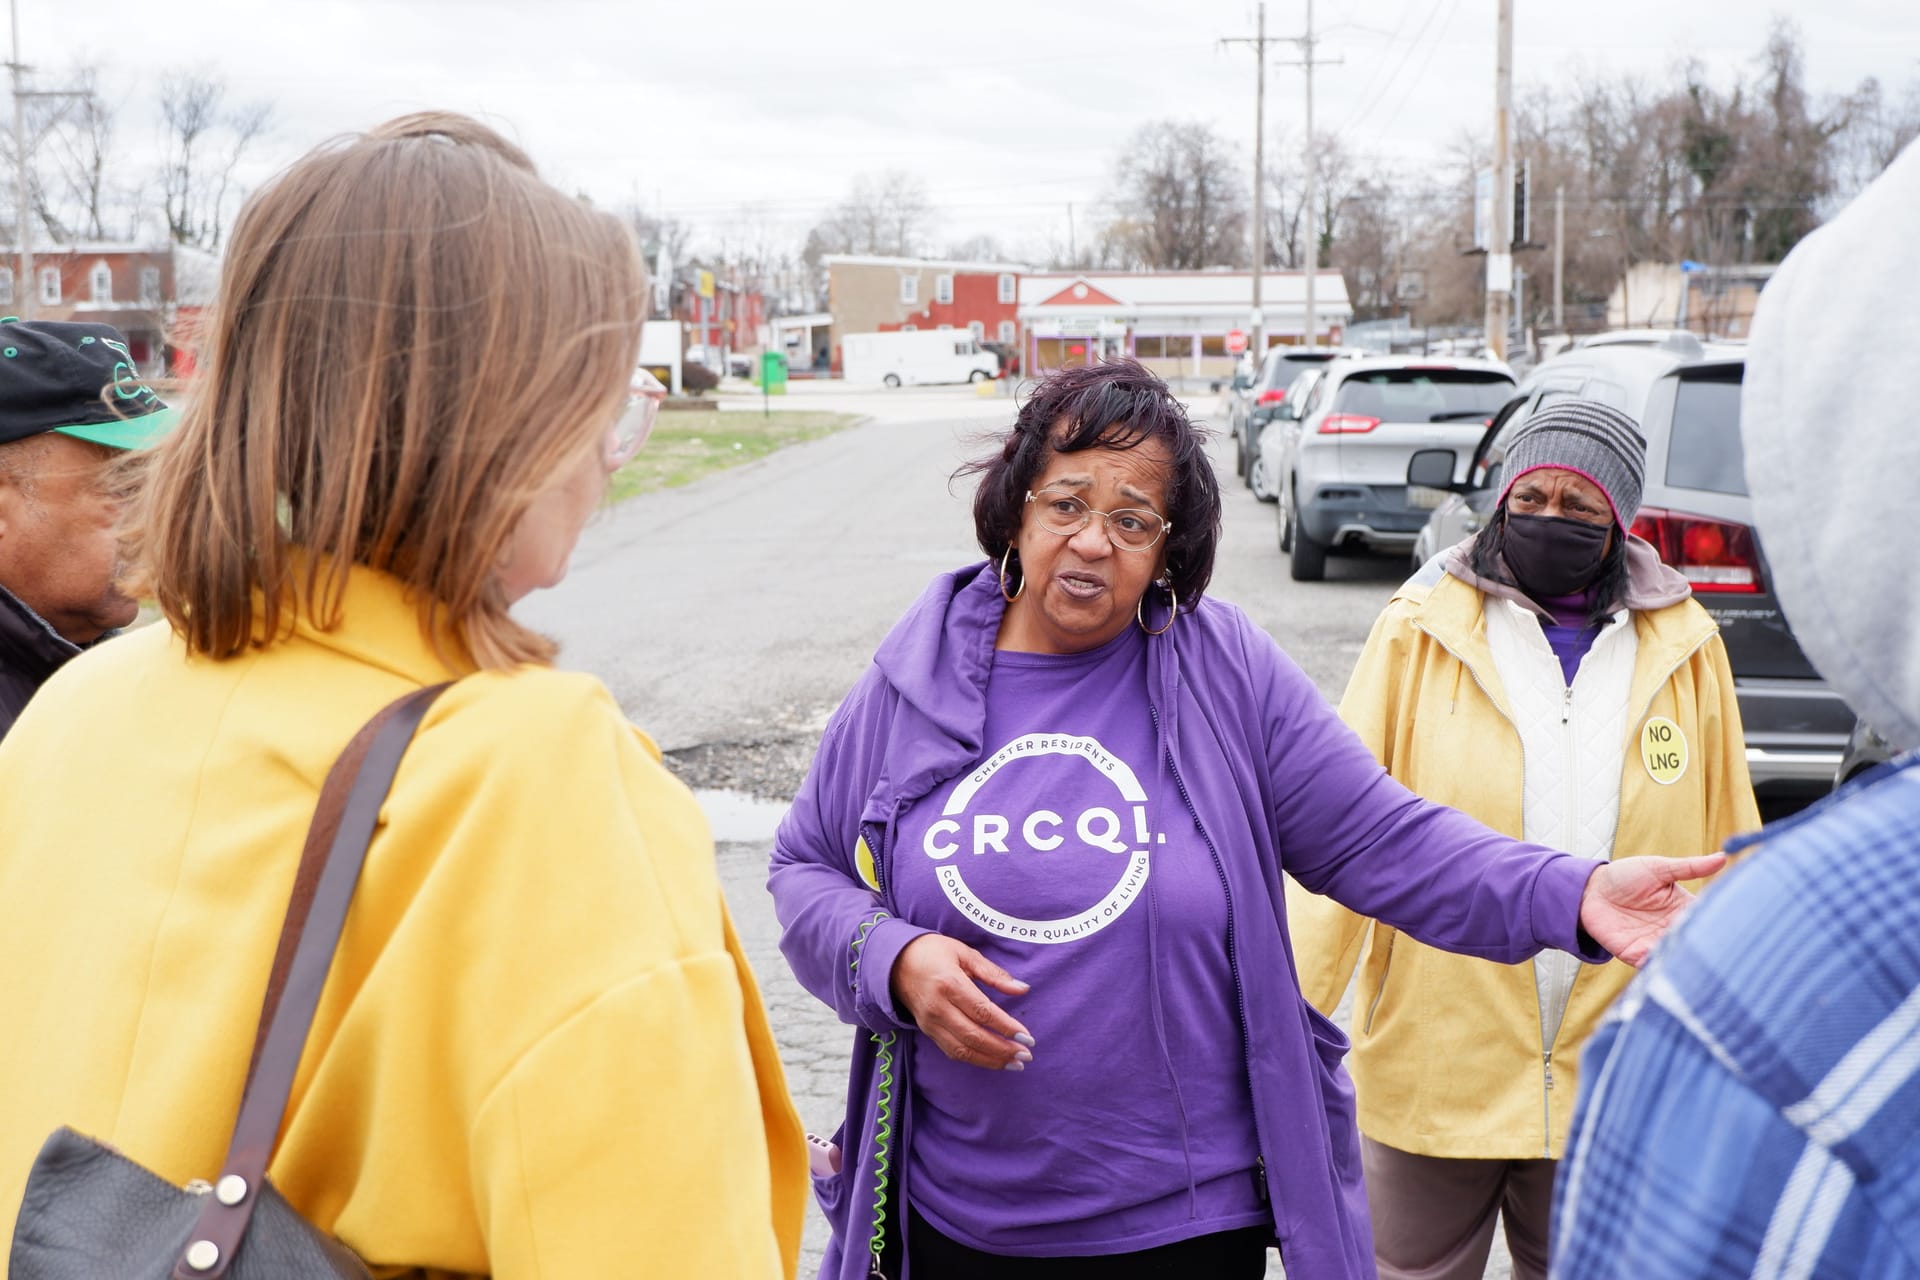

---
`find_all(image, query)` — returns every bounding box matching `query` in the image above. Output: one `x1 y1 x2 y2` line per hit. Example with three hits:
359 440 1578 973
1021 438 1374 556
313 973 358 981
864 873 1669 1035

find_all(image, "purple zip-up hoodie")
769 564 1606 1279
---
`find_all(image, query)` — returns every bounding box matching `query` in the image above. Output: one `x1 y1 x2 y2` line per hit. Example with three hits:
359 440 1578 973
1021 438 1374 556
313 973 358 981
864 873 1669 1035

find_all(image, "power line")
1369 0 1467 142
1339 0 1451 136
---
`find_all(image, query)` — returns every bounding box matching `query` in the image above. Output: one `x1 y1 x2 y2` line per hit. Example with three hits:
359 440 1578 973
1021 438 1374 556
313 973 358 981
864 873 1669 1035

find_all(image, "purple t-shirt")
893 626 1267 1255
1537 589 1602 685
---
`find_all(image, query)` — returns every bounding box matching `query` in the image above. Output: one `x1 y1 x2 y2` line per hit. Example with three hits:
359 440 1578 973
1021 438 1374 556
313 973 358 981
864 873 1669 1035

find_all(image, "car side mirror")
1407 449 1460 491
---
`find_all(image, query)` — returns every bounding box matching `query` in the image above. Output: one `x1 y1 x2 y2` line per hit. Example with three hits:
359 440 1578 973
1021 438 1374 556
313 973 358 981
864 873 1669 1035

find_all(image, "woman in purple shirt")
769 360 1722 1279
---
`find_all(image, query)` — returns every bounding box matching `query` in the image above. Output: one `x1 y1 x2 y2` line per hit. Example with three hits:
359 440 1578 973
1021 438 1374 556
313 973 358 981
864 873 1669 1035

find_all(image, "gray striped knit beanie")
1497 399 1647 528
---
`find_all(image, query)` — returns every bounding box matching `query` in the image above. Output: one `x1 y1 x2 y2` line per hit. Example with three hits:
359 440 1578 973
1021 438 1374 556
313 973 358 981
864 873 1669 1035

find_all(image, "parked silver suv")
1273 355 1514 581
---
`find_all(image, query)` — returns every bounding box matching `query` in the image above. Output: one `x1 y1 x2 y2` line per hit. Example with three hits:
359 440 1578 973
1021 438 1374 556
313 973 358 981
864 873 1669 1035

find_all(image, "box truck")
841 330 1000 388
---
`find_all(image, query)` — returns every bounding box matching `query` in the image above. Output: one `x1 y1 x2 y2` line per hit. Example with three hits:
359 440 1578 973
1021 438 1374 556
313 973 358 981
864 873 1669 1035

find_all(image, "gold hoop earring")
1138 582 1177 636
999 547 1025 602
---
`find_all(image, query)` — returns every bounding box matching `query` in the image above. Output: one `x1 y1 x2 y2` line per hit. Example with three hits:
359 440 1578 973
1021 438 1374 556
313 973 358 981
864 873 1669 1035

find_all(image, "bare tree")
805 169 934 261
44 68 120 240
0 78 90 244
1832 76 1920 202
945 232 1009 263
628 207 694 265
159 71 271 250
1105 119 1246 270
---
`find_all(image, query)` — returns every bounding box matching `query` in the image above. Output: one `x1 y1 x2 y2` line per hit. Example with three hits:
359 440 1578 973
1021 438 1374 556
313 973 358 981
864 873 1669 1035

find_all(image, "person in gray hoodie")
1550 141 1920 1277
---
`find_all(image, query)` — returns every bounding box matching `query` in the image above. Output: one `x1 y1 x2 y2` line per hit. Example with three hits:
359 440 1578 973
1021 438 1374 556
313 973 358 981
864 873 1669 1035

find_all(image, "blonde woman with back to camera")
0 113 805 1276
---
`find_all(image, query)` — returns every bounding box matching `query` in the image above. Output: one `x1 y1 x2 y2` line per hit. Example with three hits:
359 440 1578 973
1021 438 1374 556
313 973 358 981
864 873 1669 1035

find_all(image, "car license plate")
1407 485 1448 510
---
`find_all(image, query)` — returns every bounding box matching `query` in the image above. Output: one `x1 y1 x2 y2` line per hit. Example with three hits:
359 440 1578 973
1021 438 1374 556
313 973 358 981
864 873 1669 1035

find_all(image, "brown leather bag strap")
173 682 452 1279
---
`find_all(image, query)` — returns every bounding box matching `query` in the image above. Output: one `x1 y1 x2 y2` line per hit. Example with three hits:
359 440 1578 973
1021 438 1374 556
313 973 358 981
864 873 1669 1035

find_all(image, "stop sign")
1225 330 1247 354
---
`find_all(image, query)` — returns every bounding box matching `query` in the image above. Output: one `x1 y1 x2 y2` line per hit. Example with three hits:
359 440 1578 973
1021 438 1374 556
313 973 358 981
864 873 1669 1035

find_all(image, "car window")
1334 368 1513 422
1666 375 1748 496
1300 375 1327 418
1470 395 1531 489
1281 369 1320 418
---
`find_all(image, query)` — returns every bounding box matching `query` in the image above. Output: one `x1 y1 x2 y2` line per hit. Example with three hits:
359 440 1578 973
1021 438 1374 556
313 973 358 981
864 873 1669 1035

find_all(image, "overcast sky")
42 0 1920 259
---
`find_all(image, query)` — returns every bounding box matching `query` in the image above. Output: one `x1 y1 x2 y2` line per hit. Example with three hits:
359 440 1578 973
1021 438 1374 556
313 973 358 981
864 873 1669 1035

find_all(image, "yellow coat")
0 566 805 1277
1286 570 1759 1160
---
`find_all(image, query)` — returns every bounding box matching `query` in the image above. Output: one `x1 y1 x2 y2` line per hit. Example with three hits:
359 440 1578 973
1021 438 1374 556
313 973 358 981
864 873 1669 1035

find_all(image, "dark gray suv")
1634 359 1854 810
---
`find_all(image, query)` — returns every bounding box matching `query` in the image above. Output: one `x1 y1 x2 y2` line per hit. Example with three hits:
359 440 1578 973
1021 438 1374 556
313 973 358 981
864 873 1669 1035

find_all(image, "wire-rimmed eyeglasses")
1025 488 1171 552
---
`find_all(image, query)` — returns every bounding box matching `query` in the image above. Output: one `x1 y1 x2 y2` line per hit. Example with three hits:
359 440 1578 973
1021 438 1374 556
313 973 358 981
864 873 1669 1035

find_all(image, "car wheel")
1233 428 1248 478
968 370 989 383
882 374 901 388
1288 492 1328 582
1277 480 1294 552
1250 454 1277 503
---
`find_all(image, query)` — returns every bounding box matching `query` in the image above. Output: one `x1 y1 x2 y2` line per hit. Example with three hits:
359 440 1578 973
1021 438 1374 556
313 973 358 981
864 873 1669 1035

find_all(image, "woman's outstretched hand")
1578 853 1729 967
890 934 1035 1071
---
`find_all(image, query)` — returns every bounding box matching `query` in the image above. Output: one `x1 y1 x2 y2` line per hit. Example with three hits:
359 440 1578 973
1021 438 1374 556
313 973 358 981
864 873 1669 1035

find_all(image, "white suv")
1273 355 1514 581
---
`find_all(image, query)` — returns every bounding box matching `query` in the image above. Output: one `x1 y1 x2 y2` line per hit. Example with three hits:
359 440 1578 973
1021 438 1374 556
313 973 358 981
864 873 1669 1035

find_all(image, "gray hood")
1743 140 1920 751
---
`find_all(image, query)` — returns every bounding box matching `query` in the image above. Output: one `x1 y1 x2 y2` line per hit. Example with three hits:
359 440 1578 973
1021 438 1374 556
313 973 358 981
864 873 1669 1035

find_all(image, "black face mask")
1500 513 1612 599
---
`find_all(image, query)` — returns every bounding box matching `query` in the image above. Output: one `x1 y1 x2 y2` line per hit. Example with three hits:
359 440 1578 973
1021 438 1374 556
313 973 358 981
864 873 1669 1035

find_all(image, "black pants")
902 1204 1271 1278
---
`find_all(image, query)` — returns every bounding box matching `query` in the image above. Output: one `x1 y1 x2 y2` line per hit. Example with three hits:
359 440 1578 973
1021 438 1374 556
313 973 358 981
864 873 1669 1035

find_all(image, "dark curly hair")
957 358 1222 609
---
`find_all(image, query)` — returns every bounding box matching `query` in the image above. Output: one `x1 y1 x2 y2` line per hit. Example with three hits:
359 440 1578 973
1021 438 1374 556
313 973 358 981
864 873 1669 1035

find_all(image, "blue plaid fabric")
1552 754 1920 1279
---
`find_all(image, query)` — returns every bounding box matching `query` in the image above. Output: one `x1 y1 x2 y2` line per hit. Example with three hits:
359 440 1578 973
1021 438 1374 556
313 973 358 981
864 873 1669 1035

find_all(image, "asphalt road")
520 384 1508 1278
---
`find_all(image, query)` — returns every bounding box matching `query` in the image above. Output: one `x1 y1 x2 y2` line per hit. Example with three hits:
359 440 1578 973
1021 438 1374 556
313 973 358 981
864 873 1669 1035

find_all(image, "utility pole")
1300 0 1319 349
1553 184 1564 332
7 0 84 322
1225 2 1341 355
10 0 28 320
1221 3 1270 357
1484 0 1515 360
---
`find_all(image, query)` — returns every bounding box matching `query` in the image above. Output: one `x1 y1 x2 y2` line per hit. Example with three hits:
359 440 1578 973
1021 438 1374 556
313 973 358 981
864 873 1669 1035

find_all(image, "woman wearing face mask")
1287 399 1759 1280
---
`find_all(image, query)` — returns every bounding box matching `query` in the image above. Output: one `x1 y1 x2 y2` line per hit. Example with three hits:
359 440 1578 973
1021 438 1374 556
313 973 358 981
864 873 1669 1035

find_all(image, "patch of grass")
606 409 861 504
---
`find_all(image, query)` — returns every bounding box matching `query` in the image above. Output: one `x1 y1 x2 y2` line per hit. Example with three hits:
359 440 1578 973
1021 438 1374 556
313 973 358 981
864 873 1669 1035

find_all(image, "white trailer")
637 320 684 395
841 330 1000 388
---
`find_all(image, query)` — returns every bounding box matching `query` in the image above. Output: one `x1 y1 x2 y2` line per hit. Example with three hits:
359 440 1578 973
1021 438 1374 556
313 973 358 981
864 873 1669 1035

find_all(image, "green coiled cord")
867 1029 897 1277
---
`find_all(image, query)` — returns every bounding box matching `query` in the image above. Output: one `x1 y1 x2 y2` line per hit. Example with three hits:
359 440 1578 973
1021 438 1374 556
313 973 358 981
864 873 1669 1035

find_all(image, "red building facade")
4 244 176 367
823 256 1028 371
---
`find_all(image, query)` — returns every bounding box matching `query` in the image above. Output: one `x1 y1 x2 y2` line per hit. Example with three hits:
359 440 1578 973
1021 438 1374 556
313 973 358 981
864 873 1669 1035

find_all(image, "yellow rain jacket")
1287 567 1758 1160
0 566 805 1277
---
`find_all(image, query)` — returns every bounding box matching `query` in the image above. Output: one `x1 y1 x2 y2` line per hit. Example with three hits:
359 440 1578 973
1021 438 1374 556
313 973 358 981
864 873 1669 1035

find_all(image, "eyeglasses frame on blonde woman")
607 367 668 470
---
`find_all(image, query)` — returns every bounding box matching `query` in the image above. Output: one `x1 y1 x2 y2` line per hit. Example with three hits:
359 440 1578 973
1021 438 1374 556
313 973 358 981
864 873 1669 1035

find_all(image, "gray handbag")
9 684 450 1280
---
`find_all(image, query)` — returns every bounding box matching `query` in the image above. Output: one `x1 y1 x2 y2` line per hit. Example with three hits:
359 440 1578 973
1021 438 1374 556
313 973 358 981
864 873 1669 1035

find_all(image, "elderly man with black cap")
0 319 176 738
1287 399 1759 1280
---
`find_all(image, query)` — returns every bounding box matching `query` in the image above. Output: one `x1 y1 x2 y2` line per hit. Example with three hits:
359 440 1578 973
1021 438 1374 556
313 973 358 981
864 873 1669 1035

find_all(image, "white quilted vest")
1483 596 1638 1065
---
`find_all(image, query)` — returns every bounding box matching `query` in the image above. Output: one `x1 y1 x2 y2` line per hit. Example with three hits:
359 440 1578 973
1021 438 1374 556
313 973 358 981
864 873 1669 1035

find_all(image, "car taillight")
1629 507 1763 593
1256 389 1287 405
1318 414 1380 434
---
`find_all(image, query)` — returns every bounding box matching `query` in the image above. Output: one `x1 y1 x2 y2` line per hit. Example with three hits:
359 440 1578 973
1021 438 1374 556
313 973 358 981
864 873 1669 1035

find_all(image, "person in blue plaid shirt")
1550 141 1920 1278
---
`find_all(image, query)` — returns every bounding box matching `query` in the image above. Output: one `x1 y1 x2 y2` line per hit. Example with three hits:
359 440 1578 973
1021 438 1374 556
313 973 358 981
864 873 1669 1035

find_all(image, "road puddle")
694 788 792 844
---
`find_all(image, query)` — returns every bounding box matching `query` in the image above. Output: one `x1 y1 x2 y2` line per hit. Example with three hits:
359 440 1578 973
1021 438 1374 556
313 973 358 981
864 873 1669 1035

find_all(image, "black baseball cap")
0 318 178 451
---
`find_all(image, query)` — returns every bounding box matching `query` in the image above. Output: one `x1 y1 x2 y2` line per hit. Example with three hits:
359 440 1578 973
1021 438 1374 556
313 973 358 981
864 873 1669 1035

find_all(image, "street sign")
1225 330 1248 354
